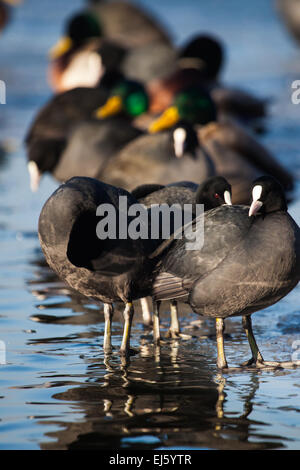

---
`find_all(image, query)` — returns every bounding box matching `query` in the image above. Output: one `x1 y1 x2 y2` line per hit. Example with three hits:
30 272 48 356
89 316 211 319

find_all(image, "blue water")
0 0 300 450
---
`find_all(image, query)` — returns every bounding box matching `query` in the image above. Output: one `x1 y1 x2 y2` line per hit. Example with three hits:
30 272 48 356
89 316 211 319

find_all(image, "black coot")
38 177 161 355
135 176 232 339
152 176 300 368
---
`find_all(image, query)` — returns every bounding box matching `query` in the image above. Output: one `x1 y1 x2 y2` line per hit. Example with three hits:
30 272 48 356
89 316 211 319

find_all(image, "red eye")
214 193 220 199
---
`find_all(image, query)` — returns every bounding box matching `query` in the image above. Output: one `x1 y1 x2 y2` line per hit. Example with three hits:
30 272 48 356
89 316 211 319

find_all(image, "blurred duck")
90 0 176 82
48 13 125 93
277 0 300 44
48 3 176 92
87 87 215 192
89 0 172 49
25 78 149 191
148 34 268 129
27 82 214 193
152 176 300 369
99 120 216 191
46 118 143 187
149 87 294 204
0 1 9 33
0 0 21 34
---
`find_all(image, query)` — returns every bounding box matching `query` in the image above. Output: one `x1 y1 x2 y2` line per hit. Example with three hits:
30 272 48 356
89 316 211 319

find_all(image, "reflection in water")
36 350 282 451
0 0 300 451
20 248 292 450
23 320 282 450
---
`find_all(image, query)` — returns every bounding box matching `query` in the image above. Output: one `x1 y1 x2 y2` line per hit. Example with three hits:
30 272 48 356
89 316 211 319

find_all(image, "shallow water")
0 0 300 450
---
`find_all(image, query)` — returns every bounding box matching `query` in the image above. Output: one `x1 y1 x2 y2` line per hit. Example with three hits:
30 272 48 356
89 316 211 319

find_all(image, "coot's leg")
165 300 191 339
140 297 152 327
152 300 161 345
120 302 134 355
166 300 180 338
103 303 114 352
241 315 264 366
216 317 228 369
242 316 300 369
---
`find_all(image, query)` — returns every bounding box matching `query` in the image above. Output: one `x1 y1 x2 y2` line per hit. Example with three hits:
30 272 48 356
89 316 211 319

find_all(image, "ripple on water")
0 0 300 451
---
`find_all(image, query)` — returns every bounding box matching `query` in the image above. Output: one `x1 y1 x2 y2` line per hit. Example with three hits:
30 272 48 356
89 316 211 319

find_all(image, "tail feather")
152 271 191 301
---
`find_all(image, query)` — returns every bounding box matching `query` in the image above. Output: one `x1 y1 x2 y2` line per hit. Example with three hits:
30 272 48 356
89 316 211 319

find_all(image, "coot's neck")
195 192 218 211
262 195 288 216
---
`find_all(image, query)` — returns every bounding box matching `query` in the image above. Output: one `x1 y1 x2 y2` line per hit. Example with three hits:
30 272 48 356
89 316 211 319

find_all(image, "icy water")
0 0 300 451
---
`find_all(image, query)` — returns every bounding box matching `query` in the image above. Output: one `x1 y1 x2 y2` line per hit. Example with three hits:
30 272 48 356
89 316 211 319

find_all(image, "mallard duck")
48 10 131 92
25 77 149 191
149 88 294 204
87 89 215 191
48 4 176 92
148 34 267 128
152 176 300 369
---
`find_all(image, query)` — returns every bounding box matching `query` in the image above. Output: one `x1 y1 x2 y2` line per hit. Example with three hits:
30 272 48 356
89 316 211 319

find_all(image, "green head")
95 80 149 119
174 88 217 124
149 87 217 133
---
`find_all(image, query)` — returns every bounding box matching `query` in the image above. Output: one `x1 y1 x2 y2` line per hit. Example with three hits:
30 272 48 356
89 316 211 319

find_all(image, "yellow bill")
49 36 73 60
149 106 180 133
94 95 123 119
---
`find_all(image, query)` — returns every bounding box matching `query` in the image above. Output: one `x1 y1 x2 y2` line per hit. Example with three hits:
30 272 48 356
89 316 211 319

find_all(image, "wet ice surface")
0 0 300 450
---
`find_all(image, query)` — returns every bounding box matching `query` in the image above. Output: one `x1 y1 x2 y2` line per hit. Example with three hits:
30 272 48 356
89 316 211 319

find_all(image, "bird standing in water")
134 176 232 339
152 176 300 369
38 177 164 356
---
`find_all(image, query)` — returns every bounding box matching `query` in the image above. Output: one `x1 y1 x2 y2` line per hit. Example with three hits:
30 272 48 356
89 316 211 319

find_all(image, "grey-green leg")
242 315 264 366
152 300 161 345
120 302 134 355
140 297 152 327
216 318 228 369
242 315 300 369
103 303 114 352
165 300 191 339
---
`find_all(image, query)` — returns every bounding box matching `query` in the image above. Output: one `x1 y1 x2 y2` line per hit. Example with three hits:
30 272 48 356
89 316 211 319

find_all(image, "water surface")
0 0 300 450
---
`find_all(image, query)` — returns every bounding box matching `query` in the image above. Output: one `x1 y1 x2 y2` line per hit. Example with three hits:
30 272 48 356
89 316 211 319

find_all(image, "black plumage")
152 176 300 368
25 76 146 190
101 122 215 191
134 176 232 338
38 177 162 355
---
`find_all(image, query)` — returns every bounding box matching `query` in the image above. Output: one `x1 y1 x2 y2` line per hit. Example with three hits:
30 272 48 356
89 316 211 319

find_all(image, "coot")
135 176 232 339
38 177 161 355
152 176 300 368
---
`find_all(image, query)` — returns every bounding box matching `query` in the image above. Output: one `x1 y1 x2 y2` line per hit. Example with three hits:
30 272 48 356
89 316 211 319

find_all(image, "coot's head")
196 176 232 209
149 87 217 133
249 175 288 217
27 138 66 192
95 79 149 119
171 120 199 158
49 11 102 59
178 34 224 80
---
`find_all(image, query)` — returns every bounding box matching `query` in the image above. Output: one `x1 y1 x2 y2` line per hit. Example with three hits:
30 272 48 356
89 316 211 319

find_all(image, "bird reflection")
31 338 283 450
26 249 284 450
